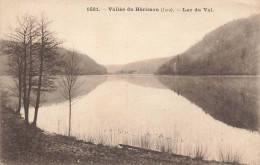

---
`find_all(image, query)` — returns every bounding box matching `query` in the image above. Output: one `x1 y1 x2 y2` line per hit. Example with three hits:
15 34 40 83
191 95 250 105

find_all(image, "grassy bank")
0 107 227 165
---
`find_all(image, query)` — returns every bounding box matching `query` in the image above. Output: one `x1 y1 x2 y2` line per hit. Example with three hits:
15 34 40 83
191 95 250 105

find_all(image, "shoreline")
0 106 226 165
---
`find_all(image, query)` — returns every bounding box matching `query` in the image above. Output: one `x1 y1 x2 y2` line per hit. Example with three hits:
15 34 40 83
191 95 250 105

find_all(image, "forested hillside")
57 48 107 75
0 46 107 75
157 15 260 75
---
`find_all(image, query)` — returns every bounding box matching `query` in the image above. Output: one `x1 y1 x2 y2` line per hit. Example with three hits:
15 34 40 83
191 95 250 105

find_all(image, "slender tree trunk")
68 97 71 137
17 80 22 113
33 57 42 126
33 28 44 126
60 52 81 137
22 34 29 124
26 33 33 116
16 60 22 114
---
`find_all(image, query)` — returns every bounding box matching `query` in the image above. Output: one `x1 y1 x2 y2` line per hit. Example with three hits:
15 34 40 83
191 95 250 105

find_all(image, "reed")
218 148 242 164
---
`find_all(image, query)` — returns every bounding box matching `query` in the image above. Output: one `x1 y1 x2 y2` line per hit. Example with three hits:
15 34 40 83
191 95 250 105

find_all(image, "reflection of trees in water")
0 76 108 106
41 76 107 105
157 76 259 131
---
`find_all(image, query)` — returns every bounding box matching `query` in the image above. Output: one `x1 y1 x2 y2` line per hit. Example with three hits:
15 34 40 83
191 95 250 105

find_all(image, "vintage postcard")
0 0 259 164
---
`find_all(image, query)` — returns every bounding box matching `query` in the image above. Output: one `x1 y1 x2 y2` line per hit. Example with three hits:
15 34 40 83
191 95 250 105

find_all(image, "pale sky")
0 0 259 65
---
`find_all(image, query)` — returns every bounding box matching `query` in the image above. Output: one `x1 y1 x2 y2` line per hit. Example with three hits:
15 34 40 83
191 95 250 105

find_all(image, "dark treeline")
156 15 260 75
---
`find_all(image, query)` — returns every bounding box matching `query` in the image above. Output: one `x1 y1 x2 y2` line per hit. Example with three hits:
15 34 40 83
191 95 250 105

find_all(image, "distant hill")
0 46 107 75
106 57 172 74
157 15 260 75
57 48 107 75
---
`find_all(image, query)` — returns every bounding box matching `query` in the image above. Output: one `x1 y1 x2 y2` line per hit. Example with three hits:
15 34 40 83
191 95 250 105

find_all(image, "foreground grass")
0 107 227 165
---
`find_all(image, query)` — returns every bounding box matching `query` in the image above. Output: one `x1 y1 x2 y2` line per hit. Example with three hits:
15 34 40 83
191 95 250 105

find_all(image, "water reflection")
2 75 260 164
23 75 260 164
0 75 107 106
106 75 166 89
41 75 107 105
157 76 260 132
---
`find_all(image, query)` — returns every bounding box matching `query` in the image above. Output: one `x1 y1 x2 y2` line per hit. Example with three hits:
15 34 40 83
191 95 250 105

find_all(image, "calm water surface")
2 75 259 164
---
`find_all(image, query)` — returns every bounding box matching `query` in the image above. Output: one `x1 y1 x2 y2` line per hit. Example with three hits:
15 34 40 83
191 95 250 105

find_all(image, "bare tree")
59 50 81 136
20 16 31 123
25 16 39 121
0 15 37 121
32 14 61 126
2 14 62 125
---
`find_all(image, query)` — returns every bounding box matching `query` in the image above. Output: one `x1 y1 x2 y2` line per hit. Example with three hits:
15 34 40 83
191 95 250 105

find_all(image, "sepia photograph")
0 0 259 164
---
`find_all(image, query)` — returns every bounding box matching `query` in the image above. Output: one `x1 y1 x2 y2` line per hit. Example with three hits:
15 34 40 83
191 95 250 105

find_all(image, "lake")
1 75 260 164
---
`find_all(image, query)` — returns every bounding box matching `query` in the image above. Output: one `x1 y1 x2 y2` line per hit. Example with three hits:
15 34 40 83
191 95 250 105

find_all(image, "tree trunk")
26 33 33 116
33 62 42 126
33 28 44 126
17 82 22 113
22 34 29 124
33 56 43 126
68 97 71 137
33 106 39 126
16 65 22 114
